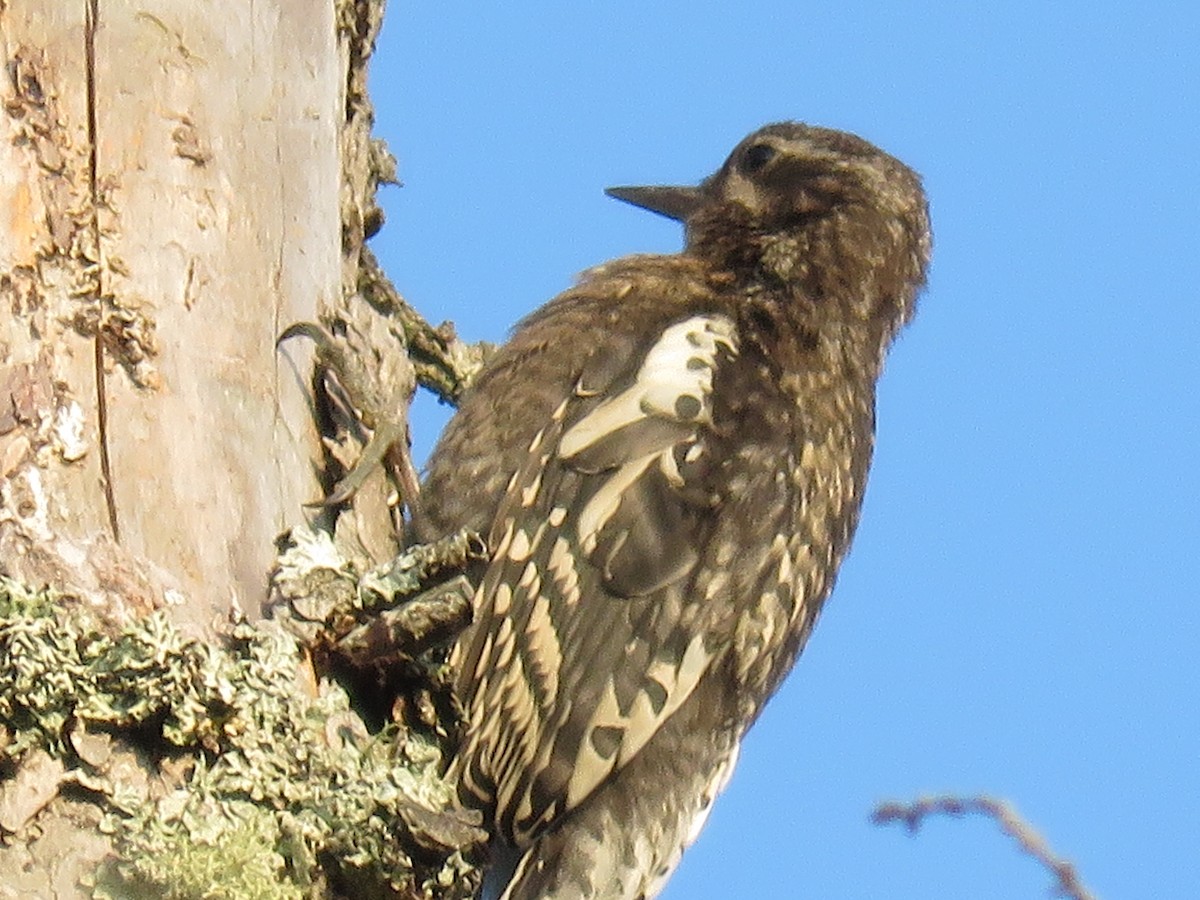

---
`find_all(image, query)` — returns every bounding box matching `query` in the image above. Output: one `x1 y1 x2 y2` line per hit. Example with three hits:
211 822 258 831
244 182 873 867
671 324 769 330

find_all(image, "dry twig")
872 795 1097 900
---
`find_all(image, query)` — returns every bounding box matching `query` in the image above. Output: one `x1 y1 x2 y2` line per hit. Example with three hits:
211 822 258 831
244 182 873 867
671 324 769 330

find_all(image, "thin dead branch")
872 794 1098 900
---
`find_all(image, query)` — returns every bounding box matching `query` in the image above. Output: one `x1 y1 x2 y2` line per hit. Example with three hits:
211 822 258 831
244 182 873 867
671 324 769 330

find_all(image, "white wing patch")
558 314 738 572
559 315 738 459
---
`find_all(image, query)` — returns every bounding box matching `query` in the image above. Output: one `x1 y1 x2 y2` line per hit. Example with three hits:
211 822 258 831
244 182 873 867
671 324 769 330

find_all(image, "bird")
420 121 932 899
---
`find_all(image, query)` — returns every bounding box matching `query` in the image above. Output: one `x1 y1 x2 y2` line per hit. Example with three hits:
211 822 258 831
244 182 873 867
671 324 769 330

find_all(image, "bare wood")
92 3 339 626
1 2 339 631
0 1 350 894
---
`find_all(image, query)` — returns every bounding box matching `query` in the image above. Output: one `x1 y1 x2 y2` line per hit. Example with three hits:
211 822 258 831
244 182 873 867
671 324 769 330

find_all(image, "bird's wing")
453 312 747 845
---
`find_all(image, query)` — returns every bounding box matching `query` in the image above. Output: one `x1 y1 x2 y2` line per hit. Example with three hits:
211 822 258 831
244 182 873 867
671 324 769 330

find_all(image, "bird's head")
607 122 931 339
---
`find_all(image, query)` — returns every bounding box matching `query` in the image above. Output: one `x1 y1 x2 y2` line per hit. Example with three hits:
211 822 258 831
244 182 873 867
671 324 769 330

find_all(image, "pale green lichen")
0 589 230 757
0 575 58 619
94 814 302 900
0 573 483 899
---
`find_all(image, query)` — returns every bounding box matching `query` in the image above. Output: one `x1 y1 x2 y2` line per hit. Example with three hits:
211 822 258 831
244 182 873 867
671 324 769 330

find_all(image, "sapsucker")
422 122 931 899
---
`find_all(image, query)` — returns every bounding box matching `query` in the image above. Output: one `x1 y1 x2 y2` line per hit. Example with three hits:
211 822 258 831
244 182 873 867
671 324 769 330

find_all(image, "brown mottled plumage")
422 122 931 899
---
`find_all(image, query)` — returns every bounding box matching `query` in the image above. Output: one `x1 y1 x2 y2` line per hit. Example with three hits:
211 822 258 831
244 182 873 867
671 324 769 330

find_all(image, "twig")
357 247 492 404
872 795 1098 900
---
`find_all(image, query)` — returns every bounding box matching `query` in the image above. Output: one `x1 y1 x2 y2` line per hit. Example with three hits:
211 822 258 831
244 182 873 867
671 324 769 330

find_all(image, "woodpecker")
422 122 931 899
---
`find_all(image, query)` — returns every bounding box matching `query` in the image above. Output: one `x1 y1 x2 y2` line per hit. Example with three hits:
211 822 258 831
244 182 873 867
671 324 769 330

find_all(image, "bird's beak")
604 184 704 223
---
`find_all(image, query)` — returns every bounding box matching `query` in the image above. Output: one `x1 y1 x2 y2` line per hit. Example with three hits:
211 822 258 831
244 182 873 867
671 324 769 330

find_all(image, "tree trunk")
0 1 391 893
0 0 344 629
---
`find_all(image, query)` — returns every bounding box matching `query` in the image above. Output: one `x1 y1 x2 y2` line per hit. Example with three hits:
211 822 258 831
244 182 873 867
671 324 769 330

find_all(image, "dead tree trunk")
0 1 344 622
0 1 400 893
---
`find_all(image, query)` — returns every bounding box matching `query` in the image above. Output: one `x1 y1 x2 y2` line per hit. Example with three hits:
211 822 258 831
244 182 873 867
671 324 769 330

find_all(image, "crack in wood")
83 0 119 543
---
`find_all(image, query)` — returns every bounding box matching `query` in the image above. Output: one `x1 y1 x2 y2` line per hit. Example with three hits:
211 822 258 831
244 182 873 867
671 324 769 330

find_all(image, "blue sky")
369 3 1199 897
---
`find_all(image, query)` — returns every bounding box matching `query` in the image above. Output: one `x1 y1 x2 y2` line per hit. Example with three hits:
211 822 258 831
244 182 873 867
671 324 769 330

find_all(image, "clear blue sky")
369 3 1199 897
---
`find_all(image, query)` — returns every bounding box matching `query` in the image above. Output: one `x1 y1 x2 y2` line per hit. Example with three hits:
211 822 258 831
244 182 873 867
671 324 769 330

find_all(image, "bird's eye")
739 143 777 174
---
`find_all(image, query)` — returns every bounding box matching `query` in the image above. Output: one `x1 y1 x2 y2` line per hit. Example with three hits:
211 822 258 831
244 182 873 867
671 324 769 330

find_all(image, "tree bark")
0 1 387 893
0 0 344 631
